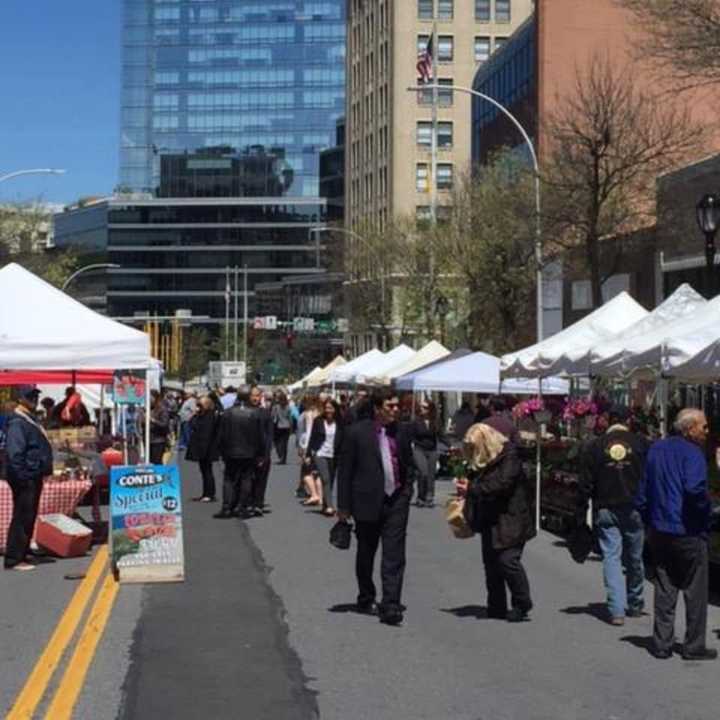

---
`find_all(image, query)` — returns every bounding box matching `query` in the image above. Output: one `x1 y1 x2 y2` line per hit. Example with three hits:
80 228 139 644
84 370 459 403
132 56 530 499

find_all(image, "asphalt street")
3 454 720 719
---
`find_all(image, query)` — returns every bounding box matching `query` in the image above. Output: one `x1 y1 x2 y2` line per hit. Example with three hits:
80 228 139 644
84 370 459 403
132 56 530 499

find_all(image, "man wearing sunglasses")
337 389 413 625
636 408 716 661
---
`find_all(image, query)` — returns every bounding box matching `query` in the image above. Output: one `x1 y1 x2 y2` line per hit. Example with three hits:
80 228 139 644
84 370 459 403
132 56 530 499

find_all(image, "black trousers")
254 458 271 508
197 459 216 499
4 476 44 568
480 530 532 615
354 492 410 609
649 530 709 655
149 442 165 465
221 458 256 513
274 428 290 464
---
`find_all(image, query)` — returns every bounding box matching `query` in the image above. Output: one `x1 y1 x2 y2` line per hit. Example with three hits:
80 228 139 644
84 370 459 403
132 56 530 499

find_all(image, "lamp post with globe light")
696 193 720 297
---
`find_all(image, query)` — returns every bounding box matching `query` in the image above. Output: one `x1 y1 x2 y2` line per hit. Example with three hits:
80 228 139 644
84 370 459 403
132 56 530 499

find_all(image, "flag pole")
234 265 239 362
243 264 249 369
225 266 230 359
430 20 438 337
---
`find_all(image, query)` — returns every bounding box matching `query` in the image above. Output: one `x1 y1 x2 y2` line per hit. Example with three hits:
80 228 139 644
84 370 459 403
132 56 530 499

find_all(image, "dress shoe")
356 601 378 616
379 606 403 626
609 617 625 627
487 609 508 620
626 607 645 618
213 511 233 519
651 647 672 660
682 648 718 661
506 608 530 623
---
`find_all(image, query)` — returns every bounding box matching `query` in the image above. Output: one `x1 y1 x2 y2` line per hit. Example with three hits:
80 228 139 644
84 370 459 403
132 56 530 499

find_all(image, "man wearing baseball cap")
4 386 53 571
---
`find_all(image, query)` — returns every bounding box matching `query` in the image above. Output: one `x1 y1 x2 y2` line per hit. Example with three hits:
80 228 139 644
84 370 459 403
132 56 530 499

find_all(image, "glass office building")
119 0 345 197
52 0 347 328
471 16 536 166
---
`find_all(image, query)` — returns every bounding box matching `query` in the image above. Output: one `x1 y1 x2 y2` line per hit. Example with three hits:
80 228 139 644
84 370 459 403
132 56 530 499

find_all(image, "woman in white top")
307 400 344 516
296 395 321 502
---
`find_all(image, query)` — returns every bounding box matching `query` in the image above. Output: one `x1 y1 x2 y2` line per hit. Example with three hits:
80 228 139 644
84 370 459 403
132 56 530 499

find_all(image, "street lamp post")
696 193 720 297
308 226 388 346
0 168 66 185
434 293 449 345
62 263 120 292
406 83 543 344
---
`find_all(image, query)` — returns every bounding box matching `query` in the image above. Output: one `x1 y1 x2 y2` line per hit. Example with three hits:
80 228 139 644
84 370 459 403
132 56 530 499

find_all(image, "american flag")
416 34 433 84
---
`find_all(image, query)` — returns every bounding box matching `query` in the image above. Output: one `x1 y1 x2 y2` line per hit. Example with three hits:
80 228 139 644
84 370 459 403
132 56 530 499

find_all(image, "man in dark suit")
337 389 413 625
214 386 266 519
250 385 273 516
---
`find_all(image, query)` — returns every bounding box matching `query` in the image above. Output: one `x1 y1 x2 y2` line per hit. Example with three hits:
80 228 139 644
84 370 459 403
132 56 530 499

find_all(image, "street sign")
110 463 185 583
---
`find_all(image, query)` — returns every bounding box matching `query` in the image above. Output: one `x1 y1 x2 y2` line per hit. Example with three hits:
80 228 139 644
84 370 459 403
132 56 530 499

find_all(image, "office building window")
417 121 432 146
438 122 453 147
475 0 490 21
474 36 490 63
494 36 508 51
418 0 433 19
416 164 429 192
438 0 453 20
437 163 453 189
496 0 510 22
438 36 453 62
416 205 432 222
417 34 430 53
418 78 453 106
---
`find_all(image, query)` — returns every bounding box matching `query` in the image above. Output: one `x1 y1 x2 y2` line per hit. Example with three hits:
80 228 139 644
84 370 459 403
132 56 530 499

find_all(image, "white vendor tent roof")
500 292 648 378
0 263 152 370
288 366 322 392
411 350 569 395
368 340 450 385
590 283 708 377
329 349 385 383
308 355 347 387
355 344 416 384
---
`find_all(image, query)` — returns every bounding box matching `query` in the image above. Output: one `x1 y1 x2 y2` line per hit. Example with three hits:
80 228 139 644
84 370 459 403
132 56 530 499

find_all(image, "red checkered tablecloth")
0 478 92 552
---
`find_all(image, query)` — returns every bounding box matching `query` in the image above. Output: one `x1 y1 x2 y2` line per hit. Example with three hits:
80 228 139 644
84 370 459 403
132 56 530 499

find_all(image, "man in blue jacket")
4 386 53 572
636 408 715 660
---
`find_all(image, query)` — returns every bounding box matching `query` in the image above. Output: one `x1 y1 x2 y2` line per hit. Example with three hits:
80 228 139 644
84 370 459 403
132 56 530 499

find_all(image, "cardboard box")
36 514 92 558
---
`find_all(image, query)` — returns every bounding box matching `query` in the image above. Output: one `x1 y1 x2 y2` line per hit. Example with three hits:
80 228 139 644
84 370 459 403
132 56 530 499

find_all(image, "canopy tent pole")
99 384 106 436
535 378 543 533
144 370 151 464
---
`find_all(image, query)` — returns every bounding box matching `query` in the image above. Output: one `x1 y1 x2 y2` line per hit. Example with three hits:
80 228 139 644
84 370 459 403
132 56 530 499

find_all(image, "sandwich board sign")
110 464 185 583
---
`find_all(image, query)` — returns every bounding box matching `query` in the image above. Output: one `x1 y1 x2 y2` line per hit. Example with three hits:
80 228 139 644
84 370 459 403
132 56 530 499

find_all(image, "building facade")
345 0 534 230
120 0 345 198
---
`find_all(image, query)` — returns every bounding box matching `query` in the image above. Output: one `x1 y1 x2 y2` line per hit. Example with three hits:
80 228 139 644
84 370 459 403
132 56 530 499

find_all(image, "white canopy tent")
589 284 707 377
500 292 648 379
366 340 450 386
329 349 385 384
588 295 720 380
355 344 416 385
409 351 569 394
287 366 322 393
306 355 347 387
0 262 153 459
0 263 151 370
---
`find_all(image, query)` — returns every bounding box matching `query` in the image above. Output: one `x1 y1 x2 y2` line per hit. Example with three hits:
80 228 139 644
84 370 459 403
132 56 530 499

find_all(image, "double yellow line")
7 547 119 720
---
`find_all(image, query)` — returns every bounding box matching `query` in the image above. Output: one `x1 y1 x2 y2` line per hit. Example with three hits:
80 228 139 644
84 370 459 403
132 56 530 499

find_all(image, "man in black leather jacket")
4 386 53 571
214 386 266 519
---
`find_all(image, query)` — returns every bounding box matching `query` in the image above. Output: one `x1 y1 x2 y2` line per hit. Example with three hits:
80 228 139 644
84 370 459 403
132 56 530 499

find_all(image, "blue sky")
0 1 121 205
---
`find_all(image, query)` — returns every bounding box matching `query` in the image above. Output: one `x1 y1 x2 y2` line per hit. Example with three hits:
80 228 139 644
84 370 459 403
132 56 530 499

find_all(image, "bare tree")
544 56 703 308
444 153 538 353
618 0 720 90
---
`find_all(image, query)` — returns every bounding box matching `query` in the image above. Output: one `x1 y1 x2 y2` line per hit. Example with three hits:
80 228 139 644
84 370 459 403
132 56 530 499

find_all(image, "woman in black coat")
185 395 221 502
307 399 344 516
410 399 440 508
457 423 535 622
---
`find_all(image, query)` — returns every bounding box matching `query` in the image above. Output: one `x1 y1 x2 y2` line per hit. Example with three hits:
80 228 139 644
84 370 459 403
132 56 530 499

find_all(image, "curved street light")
406 83 543 343
62 263 120 292
0 168 66 185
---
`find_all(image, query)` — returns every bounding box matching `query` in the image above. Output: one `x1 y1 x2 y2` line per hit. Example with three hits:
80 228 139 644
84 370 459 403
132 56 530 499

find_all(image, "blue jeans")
596 506 645 618
178 420 191 450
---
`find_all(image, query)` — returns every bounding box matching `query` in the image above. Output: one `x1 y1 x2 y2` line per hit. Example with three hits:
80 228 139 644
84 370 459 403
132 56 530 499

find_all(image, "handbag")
329 519 353 549
568 522 594 564
446 496 475 539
